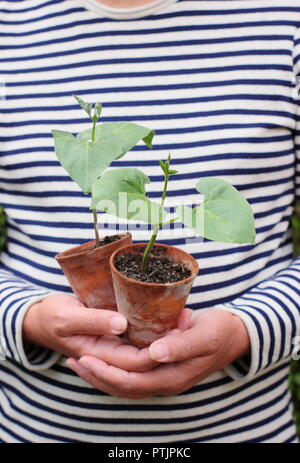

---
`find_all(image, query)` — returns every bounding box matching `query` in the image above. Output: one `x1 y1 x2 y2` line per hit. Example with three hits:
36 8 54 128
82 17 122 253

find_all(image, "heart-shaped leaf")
78 122 155 157
52 130 123 194
91 168 166 225
176 177 256 244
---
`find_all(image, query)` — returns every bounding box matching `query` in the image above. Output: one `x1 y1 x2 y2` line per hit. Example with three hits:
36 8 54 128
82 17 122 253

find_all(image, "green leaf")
52 121 154 195
159 160 166 173
91 168 166 224
165 153 171 170
176 177 256 244
78 122 155 156
74 95 92 119
52 130 122 194
94 103 102 120
169 169 178 175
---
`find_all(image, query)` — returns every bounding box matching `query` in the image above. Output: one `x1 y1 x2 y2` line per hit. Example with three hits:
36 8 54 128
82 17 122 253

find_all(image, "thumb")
149 323 216 363
58 307 128 336
176 308 193 331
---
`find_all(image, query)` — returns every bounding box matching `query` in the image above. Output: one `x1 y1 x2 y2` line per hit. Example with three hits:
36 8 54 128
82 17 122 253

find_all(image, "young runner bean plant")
51 96 154 247
91 154 256 271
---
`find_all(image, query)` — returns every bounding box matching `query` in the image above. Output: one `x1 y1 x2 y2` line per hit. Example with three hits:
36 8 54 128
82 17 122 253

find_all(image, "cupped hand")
22 293 157 372
67 309 250 399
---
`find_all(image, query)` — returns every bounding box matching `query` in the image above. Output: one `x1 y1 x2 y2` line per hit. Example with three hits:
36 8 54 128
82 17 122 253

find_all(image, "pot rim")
55 232 132 262
110 242 199 288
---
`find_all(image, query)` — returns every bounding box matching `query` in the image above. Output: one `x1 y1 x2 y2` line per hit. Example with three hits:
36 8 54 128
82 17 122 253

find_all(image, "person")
0 0 299 443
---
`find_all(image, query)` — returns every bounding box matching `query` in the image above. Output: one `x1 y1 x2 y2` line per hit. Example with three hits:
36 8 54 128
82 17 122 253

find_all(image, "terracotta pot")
110 243 199 347
55 233 132 310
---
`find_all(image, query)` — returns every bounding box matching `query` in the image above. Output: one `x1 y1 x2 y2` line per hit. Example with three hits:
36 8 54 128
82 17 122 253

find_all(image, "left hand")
67 309 250 399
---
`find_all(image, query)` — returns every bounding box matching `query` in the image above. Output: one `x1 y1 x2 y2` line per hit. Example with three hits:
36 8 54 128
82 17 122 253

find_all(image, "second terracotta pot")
110 243 199 347
55 232 132 310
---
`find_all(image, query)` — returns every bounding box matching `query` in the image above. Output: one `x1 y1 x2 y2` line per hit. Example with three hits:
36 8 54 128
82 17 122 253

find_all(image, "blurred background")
291 203 300 437
0 203 299 437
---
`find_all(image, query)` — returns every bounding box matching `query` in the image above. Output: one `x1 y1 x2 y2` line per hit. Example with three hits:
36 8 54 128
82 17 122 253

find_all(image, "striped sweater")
0 0 300 443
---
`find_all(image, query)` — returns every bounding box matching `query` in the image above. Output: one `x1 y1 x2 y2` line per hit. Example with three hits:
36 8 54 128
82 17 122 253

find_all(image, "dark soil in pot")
97 235 121 246
114 247 191 283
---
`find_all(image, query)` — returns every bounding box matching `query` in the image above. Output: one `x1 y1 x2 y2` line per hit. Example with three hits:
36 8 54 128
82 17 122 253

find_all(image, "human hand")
22 293 158 372
64 305 192 372
66 309 250 398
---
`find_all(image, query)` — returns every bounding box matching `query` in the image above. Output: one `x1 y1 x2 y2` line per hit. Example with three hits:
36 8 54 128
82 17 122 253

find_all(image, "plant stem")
92 208 100 247
91 117 97 143
91 115 100 247
141 217 178 264
141 224 159 272
160 216 179 228
141 169 170 272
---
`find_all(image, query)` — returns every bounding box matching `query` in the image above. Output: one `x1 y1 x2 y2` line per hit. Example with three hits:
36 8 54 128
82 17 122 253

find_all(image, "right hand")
22 293 159 372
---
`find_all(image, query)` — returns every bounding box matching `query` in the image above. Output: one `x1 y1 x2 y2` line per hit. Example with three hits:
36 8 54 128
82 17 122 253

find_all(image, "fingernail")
110 316 127 333
149 343 168 361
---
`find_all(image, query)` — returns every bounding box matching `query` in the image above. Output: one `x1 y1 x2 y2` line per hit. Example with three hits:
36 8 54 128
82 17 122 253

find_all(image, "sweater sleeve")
295 27 300 202
219 27 300 381
0 266 61 371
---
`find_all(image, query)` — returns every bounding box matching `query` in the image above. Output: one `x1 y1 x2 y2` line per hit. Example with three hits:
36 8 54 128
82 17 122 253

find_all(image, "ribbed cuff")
1 291 61 371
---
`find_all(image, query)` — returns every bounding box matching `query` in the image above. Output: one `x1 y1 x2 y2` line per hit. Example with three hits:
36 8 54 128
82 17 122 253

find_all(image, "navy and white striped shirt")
0 0 300 443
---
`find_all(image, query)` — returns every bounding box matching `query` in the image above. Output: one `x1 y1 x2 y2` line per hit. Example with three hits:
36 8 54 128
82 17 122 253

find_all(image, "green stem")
160 216 179 228
141 172 170 272
141 217 178 267
141 224 159 272
91 117 97 143
91 116 100 247
92 208 100 247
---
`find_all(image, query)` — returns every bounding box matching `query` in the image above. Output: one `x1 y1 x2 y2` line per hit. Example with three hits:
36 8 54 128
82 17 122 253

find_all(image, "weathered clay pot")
110 243 199 347
55 233 132 310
